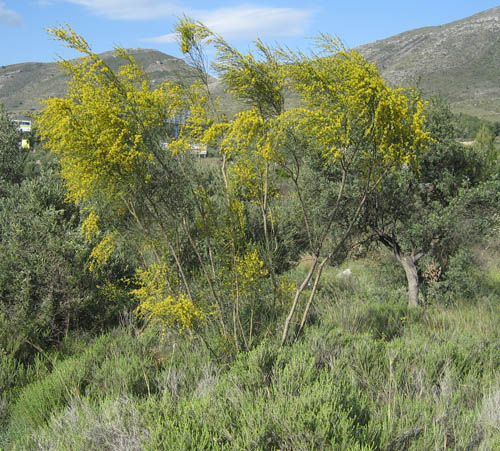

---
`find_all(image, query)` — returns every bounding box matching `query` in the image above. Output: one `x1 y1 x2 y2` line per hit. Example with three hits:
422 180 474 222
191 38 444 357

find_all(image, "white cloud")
144 32 177 44
65 0 181 20
0 2 22 27
142 5 315 43
59 1 315 41
203 6 314 39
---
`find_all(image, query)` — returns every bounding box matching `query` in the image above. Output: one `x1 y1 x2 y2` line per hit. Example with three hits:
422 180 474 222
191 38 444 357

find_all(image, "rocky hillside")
0 49 208 119
357 6 500 121
3 7 500 121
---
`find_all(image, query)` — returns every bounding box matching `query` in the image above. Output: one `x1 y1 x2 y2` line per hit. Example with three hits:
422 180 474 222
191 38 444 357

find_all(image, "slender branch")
296 254 331 339
281 255 318 346
181 216 227 335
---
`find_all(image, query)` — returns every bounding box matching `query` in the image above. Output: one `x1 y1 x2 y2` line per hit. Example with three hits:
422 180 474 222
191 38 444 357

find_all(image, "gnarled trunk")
376 234 423 307
398 255 420 307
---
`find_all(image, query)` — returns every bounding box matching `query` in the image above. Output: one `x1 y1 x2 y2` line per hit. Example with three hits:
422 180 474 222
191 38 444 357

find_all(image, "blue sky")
1 1 499 66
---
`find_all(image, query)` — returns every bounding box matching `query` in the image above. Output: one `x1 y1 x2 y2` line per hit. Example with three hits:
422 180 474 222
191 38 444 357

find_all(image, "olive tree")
361 99 500 306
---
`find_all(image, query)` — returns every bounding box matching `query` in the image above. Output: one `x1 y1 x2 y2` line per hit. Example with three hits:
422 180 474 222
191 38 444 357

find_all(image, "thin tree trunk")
261 161 278 299
281 256 318 346
296 255 330 339
376 233 424 308
167 241 193 301
181 216 227 334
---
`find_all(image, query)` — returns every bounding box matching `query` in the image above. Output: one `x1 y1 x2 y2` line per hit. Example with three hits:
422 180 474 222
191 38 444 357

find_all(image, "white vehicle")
12 120 32 133
190 143 207 157
160 142 207 157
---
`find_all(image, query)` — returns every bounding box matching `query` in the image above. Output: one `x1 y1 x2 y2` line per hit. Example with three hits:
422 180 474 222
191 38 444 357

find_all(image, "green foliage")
35 22 436 351
5 274 500 449
8 237 500 443
144 339 376 450
433 248 486 304
0 350 27 434
6 329 158 446
454 112 495 139
4 20 500 450
473 125 497 175
361 97 500 306
0 104 26 188
0 168 134 360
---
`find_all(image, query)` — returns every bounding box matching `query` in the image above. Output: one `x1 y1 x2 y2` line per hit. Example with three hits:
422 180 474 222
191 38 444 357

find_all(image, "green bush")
7 311 500 449
0 350 26 437
30 396 150 451
438 249 486 303
144 337 377 450
0 169 136 361
6 329 159 447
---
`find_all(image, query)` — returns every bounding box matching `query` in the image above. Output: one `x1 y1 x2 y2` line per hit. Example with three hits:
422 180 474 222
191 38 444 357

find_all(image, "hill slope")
356 6 500 121
2 7 500 121
0 49 207 118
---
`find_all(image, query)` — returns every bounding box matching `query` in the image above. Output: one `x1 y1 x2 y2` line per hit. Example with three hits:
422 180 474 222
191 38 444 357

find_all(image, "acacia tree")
39 24 431 349
274 40 430 342
176 23 431 343
38 26 213 334
176 19 293 349
39 25 277 353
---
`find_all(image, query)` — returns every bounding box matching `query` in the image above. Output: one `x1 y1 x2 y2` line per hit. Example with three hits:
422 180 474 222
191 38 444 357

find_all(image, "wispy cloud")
143 32 177 44
0 2 22 27
58 1 315 41
65 0 182 20
143 5 316 43
203 6 314 39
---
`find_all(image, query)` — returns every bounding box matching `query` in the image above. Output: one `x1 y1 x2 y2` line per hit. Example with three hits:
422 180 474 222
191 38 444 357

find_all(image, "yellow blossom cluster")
283 42 430 173
135 293 205 333
81 209 99 243
234 249 268 292
88 232 117 272
132 263 205 332
38 25 190 205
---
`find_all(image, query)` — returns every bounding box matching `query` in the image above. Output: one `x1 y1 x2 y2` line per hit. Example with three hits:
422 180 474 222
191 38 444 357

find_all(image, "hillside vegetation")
0 49 214 118
1 20 500 450
3 7 500 122
357 6 500 121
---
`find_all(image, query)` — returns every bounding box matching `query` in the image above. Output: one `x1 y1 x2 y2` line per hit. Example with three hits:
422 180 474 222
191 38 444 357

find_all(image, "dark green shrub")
0 169 136 361
438 249 486 303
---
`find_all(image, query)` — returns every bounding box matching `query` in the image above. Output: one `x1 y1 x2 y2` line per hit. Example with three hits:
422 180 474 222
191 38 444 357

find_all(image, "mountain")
356 6 500 121
0 49 209 119
2 7 500 121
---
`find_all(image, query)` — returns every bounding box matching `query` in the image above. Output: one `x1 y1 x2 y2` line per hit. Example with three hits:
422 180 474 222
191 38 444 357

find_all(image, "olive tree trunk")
398 255 420 307
377 234 424 307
